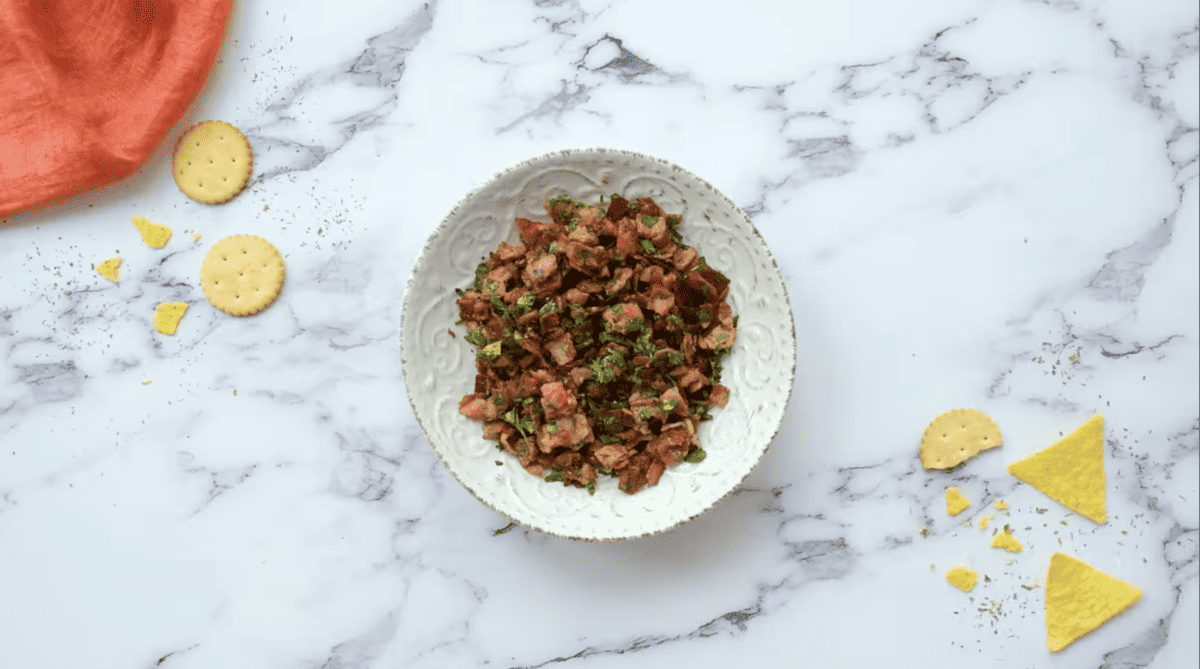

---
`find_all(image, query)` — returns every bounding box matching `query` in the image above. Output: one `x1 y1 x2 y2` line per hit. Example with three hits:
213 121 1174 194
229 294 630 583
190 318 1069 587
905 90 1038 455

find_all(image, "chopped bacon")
601 302 645 333
456 195 736 495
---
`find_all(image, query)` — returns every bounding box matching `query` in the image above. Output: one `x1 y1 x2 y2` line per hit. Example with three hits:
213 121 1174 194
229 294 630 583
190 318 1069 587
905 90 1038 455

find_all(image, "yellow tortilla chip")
1008 415 1106 523
945 487 970 515
132 216 172 248
1046 553 1141 652
96 256 122 282
995 499 1009 510
945 567 978 592
978 515 992 530
920 408 1003 469
154 302 188 335
991 528 1023 552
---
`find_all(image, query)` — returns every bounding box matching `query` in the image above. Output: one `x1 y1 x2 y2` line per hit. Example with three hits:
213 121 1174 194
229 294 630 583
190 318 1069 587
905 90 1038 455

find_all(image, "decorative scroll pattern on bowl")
400 148 797 542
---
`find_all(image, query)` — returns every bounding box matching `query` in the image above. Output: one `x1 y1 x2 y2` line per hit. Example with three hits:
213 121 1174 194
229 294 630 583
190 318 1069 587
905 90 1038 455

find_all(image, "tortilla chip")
1046 553 1141 652
1008 415 1106 523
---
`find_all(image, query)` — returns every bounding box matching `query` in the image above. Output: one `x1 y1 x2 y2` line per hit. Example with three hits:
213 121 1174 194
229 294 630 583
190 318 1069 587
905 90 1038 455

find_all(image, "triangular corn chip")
1046 553 1141 652
1008 415 1106 523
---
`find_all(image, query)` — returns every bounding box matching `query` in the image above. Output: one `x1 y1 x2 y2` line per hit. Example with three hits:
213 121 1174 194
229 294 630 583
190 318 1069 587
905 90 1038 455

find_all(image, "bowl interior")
401 148 796 541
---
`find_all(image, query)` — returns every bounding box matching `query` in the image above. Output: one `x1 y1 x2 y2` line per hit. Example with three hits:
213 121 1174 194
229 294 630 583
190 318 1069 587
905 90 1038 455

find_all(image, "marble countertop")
1 1 1196 667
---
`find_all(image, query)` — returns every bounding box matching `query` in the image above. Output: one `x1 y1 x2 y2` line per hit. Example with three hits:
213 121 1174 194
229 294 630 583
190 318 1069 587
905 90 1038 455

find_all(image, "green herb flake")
548 194 584 207
544 466 565 483
641 215 659 228
697 308 712 322
471 261 490 291
684 447 707 463
465 329 489 347
586 481 597 495
640 239 658 254
477 341 503 361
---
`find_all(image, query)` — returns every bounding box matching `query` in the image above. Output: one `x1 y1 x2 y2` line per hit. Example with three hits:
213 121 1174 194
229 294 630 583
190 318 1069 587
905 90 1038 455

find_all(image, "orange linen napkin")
0 0 234 217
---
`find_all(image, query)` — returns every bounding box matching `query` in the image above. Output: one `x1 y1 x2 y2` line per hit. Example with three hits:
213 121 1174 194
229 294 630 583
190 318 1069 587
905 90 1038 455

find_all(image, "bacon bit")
457 195 736 495
707 385 730 408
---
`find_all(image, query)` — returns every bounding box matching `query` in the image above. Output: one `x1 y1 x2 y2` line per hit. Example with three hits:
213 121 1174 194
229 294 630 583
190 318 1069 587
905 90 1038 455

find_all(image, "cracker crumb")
946 487 971 516
946 567 978 592
96 256 122 282
153 302 188 335
141 380 152 385
132 216 172 248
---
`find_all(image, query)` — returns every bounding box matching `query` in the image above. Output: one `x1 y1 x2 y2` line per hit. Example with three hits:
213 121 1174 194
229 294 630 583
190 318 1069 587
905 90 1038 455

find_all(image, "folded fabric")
0 0 234 217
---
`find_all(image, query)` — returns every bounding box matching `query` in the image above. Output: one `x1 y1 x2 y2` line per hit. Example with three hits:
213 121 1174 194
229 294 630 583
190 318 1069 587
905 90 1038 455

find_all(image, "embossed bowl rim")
400 147 797 542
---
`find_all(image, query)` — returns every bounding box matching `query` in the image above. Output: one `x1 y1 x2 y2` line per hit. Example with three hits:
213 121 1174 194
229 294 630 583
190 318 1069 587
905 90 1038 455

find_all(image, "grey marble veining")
0 1 1196 667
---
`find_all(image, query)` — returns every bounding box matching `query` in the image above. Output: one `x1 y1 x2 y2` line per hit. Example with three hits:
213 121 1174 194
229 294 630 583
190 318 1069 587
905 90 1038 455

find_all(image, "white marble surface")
0 0 1196 667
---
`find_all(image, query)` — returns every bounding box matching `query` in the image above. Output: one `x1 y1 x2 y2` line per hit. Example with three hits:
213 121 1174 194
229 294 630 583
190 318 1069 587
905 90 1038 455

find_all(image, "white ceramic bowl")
400 148 796 541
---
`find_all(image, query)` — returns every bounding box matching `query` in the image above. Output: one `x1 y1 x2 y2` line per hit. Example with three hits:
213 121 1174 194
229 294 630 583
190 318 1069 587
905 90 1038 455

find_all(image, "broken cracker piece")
1008 415 1106 524
946 567 978 592
991 528 1023 553
96 256 122 282
995 499 1009 511
978 515 992 530
946 487 971 516
920 408 1003 469
154 302 188 335
1046 553 1141 652
132 216 172 248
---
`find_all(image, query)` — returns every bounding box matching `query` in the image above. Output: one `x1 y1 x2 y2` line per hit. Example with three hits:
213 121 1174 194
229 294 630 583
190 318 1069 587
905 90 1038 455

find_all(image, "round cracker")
173 121 253 204
920 408 1003 470
200 235 285 316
